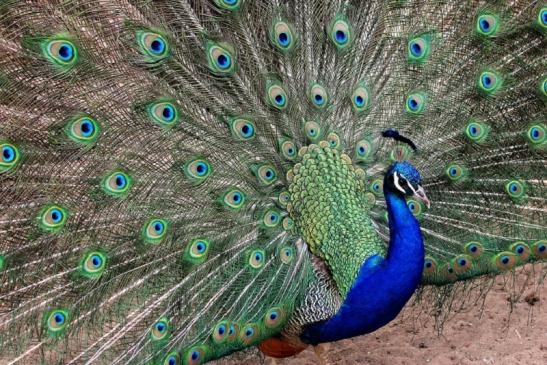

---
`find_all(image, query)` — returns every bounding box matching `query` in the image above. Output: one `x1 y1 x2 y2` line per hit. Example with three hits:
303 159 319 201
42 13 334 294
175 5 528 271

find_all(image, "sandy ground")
214 265 546 365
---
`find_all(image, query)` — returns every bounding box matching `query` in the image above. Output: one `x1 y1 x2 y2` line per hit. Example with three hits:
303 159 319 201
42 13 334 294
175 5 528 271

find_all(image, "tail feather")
0 0 545 364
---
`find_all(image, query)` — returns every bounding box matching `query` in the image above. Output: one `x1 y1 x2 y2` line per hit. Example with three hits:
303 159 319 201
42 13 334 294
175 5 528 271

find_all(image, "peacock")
0 0 545 364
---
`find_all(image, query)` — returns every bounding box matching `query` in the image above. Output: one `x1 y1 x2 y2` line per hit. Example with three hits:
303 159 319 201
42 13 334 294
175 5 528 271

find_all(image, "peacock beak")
414 185 430 209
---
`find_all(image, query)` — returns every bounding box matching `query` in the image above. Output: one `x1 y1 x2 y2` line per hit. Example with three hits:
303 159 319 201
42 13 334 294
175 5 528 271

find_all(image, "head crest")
381 129 417 151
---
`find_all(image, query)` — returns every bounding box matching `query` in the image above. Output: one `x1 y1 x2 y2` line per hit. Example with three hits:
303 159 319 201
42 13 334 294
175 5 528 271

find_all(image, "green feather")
206 41 236 75
40 35 79 68
136 29 171 62
37 204 69 233
0 1 545 363
64 115 102 145
141 218 168 245
0 141 21 173
183 238 210 265
270 18 297 53
327 14 353 50
78 250 108 279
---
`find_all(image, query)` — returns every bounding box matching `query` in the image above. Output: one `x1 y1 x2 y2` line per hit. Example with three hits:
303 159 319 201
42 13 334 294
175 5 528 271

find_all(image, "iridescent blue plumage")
301 161 425 344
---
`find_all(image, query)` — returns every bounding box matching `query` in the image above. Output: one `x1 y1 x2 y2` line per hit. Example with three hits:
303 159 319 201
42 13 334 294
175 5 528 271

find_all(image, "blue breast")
301 190 424 344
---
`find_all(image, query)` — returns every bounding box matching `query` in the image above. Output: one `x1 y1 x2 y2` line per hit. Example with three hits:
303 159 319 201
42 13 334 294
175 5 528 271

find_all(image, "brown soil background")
214 265 546 365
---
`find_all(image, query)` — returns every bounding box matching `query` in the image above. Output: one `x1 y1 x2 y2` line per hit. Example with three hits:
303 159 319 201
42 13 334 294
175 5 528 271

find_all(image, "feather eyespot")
505 179 526 201
214 0 241 11
448 166 460 178
303 121 322 141
407 35 431 63
452 255 473 274
478 70 503 96
465 120 489 143
38 205 68 232
464 241 484 258
540 77 547 98
264 307 285 328
43 38 78 66
493 252 516 271
163 352 180 365
80 251 107 278
526 123 545 146
423 257 437 274
206 42 236 74
222 189 246 210
1 144 16 163
309 83 328 108
0 142 21 172
278 191 290 207
142 218 167 244
183 158 212 184
279 139 297 160
260 167 276 182
44 309 70 336
279 245 295 264
364 192 376 206
248 249 265 269
351 83 371 113
407 198 424 218
445 163 467 182
212 320 230 344
510 242 530 262
102 170 132 197
532 240 547 259
405 92 426 114
65 116 101 145
440 263 458 282
266 81 288 110
328 16 353 49
184 239 210 264
326 132 341 149
227 322 239 342
270 20 296 52
148 101 179 128
282 217 294 231
137 31 170 60
534 7 547 32
50 311 66 327
254 164 277 185
229 118 256 140
355 139 373 161
476 13 500 37
263 209 281 228
240 323 260 345
540 8 547 27
151 318 170 341
370 179 383 196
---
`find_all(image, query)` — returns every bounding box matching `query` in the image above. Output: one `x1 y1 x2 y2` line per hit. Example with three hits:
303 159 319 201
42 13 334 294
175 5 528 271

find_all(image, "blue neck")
301 187 425 344
383 188 425 271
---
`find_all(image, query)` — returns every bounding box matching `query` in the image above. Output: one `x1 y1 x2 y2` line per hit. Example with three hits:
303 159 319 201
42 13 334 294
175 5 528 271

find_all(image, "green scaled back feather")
0 0 545 364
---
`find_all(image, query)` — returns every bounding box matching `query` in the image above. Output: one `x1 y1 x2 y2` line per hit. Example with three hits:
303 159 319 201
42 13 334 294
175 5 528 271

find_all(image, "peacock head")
381 129 430 208
385 161 430 208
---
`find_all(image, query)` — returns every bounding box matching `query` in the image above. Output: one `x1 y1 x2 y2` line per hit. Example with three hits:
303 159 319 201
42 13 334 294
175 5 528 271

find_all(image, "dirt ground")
214 265 546 365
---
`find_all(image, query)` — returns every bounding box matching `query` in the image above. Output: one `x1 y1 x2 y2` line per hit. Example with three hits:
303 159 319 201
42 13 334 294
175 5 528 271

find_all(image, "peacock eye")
214 0 241 11
476 13 500 37
206 42 236 74
271 20 296 52
137 31 170 60
45 39 78 66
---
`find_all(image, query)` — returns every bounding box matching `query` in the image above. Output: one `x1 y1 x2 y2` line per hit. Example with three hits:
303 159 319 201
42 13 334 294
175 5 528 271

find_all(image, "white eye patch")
394 171 417 195
393 172 405 194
